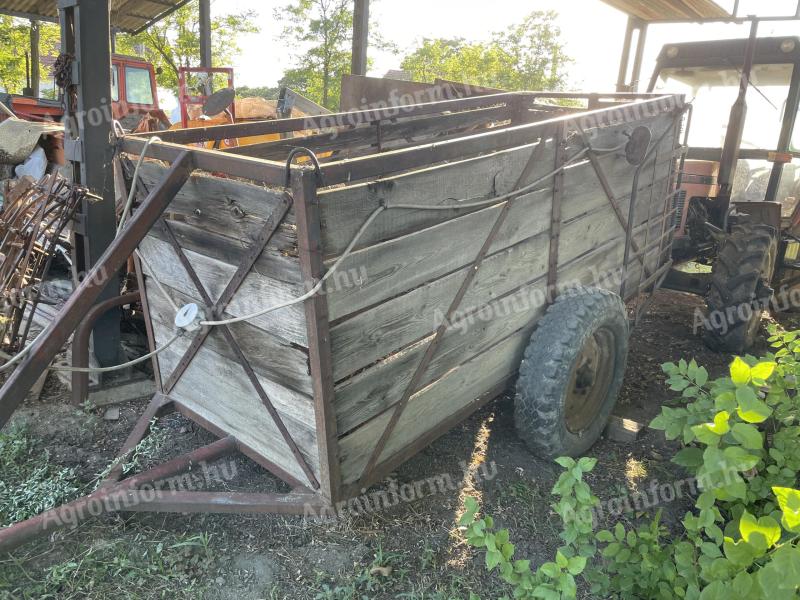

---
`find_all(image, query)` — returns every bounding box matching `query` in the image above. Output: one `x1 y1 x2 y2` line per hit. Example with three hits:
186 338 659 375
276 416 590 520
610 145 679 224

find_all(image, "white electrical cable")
47 331 183 373
199 143 599 328
199 206 387 327
0 330 47 372
0 134 629 375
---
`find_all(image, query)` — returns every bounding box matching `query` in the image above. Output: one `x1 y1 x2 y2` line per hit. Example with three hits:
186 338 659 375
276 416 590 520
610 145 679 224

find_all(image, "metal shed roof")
0 0 193 34
600 0 731 22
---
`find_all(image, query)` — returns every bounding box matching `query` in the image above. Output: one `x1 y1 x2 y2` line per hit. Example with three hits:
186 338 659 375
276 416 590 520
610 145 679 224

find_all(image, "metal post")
30 20 40 97
765 50 800 202
630 22 649 93
718 19 759 216
351 0 369 76
199 0 212 68
60 0 121 367
616 17 636 92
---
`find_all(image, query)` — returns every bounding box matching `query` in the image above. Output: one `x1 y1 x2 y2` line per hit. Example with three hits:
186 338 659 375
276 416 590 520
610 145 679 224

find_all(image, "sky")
217 0 800 94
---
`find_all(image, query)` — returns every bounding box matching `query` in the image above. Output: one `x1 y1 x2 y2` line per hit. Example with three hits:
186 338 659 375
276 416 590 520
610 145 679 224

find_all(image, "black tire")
514 287 629 458
705 223 777 353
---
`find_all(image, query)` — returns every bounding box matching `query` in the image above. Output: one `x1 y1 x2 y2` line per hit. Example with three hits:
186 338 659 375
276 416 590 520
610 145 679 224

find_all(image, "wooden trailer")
0 90 685 541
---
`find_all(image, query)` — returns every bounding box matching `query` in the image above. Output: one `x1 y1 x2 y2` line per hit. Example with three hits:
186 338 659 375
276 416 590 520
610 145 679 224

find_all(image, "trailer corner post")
351 0 369 77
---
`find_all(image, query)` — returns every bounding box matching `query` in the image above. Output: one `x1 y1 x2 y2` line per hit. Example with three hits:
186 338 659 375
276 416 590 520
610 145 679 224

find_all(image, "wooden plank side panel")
149 305 320 487
137 162 301 284
318 112 676 259
147 286 313 397
138 235 309 347
333 216 666 435
323 121 677 322
338 330 526 485
329 162 674 380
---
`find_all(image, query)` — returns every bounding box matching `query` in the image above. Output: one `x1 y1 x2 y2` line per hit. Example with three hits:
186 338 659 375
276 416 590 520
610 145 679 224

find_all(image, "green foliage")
0 424 78 526
460 457 597 599
465 327 800 598
116 1 259 93
276 0 355 110
400 11 570 92
237 85 280 100
0 17 60 95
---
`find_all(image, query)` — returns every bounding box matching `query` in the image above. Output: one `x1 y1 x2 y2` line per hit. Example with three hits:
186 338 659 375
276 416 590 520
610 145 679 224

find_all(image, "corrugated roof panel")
0 0 191 33
600 0 731 21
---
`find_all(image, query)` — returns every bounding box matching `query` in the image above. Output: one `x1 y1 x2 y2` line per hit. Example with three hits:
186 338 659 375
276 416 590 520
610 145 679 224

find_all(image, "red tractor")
0 53 170 132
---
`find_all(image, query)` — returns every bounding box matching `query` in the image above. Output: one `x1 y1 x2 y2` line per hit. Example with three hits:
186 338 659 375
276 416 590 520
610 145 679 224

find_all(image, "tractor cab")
1 54 169 132
649 36 800 259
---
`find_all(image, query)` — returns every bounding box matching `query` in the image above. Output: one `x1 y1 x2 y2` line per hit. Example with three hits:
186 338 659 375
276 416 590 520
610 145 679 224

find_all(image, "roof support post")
351 0 369 76
616 17 647 92
199 0 212 68
616 17 636 92
30 19 40 97
630 20 648 93
59 0 121 367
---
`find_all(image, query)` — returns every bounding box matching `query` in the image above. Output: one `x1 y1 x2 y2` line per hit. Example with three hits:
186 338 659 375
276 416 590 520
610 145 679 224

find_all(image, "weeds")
0 423 79 526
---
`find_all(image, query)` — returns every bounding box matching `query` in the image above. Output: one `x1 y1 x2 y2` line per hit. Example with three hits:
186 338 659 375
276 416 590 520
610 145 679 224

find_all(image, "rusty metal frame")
71 291 141 406
546 122 568 299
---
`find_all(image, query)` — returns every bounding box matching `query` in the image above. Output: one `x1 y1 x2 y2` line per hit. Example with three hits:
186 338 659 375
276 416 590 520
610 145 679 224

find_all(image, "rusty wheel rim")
565 328 616 435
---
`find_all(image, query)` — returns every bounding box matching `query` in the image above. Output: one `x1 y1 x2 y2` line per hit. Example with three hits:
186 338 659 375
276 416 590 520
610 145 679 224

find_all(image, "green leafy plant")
460 457 597 599
463 327 800 599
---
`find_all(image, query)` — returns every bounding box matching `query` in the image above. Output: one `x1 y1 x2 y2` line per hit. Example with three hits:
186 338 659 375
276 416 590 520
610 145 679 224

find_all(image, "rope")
199 143 599 327
48 332 183 373
0 132 631 375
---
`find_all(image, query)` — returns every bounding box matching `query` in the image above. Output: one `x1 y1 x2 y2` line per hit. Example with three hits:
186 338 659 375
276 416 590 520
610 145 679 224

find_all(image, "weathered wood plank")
151 322 319 486
147 285 313 396
332 218 663 435
317 112 677 258
325 149 674 325
139 235 309 347
136 161 291 239
149 219 302 285
338 329 526 484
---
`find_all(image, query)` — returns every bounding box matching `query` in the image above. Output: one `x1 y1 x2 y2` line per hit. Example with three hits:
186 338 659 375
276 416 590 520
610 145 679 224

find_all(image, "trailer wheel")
705 223 777 353
514 287 629 458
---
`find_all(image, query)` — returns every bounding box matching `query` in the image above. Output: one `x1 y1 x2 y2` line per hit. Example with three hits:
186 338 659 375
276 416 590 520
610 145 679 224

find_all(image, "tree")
116 1 259 94
275 0 354 110
237 85 280 100
0 17 60 95
401 11 570 92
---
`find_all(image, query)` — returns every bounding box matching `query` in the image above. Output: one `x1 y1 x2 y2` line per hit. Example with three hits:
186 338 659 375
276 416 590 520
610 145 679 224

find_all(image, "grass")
0 423 79 526
0 529 215 599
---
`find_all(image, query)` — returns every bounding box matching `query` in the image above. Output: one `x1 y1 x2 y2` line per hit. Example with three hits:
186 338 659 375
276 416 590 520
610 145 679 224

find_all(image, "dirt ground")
0 290 793 600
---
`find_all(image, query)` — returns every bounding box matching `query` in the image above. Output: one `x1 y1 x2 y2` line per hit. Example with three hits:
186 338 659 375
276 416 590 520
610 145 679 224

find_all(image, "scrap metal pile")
0 174 84 355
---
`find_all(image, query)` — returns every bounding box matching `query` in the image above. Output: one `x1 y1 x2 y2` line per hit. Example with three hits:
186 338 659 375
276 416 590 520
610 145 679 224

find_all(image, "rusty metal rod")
71 291 141 406
0 435 235 554
0 151 194 431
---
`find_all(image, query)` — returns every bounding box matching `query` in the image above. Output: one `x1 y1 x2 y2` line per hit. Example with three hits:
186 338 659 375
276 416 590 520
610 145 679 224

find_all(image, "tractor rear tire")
514 287 629 458
704 222 777 353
